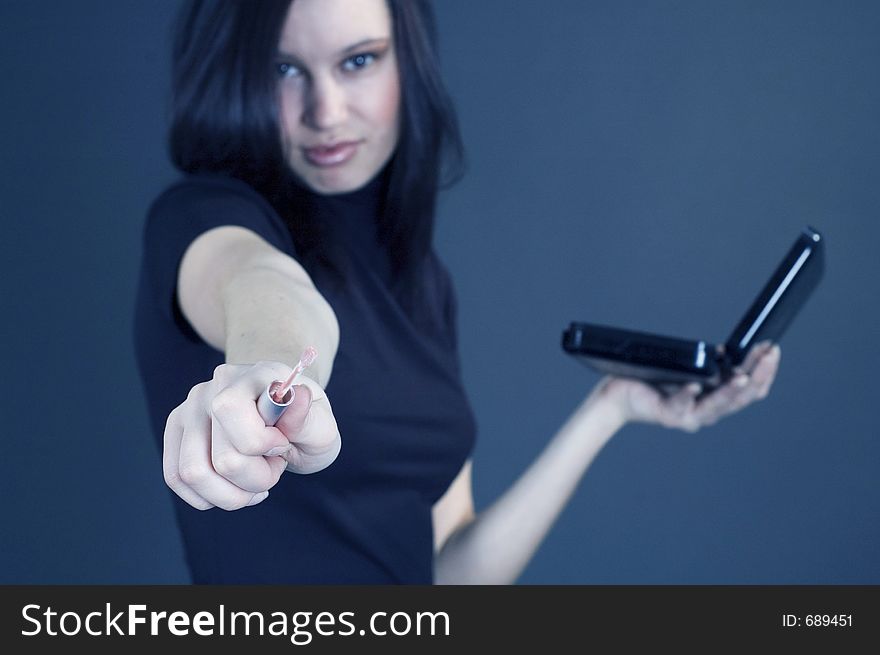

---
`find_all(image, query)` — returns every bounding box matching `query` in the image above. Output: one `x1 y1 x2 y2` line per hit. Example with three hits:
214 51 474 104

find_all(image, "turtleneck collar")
299 165 393 284
309 165 389 242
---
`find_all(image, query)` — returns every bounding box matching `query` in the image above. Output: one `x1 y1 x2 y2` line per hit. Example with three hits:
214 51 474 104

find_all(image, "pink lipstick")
303 141 360 167
256 346 318 426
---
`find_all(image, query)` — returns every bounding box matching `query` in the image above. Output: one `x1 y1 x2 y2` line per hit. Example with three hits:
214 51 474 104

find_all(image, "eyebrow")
276 37 390 62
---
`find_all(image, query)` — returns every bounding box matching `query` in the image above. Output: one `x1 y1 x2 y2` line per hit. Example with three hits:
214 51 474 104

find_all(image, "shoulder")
425 248 452 284
425 249 457 303
148 173 274 220
143 173 294 254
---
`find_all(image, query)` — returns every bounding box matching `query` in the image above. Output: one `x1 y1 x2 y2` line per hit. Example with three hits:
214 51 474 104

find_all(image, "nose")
303 75 348 131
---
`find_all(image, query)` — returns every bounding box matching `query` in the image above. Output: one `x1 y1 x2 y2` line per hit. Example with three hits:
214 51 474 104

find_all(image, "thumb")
274 380 314 439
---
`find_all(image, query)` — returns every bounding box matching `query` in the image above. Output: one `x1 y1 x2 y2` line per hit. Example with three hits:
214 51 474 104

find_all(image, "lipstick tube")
254 346 317 426
256 381 295 426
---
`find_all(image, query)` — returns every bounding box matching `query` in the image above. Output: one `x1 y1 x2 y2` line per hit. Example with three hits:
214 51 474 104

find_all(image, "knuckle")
224 425 267 456
178 462 208 487
165 405 182 427
163 467 181 489
212 451 243 478
186 381 209 403
238 435 268 456
210 389 237 420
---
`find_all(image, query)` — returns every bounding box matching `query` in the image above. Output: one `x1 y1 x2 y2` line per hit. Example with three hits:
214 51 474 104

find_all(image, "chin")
304 169 376 196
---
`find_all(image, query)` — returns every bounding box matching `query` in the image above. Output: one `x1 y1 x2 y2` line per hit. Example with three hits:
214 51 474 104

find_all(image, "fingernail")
735 375 749 388
265 444 292 457
247 491 269 506
294 384 315 405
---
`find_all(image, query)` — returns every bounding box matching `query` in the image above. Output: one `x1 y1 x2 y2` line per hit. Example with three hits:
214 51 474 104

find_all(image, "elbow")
313 296 340 387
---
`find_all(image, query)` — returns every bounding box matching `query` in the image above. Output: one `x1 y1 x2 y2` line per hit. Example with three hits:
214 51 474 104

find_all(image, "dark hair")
169 0 464 305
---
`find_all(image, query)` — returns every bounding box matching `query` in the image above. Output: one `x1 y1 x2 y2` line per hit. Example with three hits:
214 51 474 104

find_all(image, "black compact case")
562 226 824 389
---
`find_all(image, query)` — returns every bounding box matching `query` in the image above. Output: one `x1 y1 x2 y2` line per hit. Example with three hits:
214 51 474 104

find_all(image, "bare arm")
433 381 625 584
178 225 339 382
433 343 781 584
163 225 342 511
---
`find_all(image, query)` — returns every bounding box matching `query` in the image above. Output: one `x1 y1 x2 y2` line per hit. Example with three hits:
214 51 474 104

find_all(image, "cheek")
368 71 401 138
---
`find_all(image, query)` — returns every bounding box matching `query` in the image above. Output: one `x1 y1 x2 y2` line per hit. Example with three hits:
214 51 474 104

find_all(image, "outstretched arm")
433 343 781 584
164 225 342 511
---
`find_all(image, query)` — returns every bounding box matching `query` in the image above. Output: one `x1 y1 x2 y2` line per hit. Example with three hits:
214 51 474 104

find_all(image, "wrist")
558 378 629 450
583 376 632 430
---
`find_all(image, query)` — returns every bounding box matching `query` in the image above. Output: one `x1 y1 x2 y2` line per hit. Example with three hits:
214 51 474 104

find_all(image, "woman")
134 0 780 584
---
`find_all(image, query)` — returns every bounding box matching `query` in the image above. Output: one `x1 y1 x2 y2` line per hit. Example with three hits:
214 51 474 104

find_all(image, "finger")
207 364 293 490
692 374 751 426
684 382 703 397
671 343 780 430
659 381 700 406
163 409 213 511
721 346 780 412
280 377 341 473
274 382 313 438
735 341 774 376
177 420 261 511
211 426 288 493
723 376 762 415
207 360 308 491
246 491 270 507
282 378 335 453
287 403 341 466
752 344 781 399
265 453 290 479
655 383 701 431
210 361 297 457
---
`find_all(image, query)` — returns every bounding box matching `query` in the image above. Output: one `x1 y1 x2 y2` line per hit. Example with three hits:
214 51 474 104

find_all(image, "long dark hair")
168 0 464 305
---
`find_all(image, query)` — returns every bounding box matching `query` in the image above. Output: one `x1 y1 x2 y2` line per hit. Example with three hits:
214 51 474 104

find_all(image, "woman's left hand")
600 341 782 432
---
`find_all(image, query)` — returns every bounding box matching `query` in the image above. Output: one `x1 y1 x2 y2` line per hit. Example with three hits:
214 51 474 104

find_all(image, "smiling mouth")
302 141 362 167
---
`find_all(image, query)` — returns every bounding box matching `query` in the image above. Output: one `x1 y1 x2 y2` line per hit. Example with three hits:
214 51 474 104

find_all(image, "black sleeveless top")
133 172 477 583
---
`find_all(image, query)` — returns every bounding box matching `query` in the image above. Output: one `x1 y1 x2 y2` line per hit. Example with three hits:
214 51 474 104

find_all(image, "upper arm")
431 459 475 553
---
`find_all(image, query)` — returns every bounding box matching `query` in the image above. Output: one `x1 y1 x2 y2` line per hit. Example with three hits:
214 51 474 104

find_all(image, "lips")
302 140 361 167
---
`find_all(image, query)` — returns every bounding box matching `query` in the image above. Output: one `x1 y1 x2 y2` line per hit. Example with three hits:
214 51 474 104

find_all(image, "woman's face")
277 0 401 195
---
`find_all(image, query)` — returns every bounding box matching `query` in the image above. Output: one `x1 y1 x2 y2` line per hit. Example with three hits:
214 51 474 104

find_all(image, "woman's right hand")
163 361 341 511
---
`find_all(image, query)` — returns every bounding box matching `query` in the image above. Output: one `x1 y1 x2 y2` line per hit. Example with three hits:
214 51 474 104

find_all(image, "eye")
276 62 303 79
341 52 377 72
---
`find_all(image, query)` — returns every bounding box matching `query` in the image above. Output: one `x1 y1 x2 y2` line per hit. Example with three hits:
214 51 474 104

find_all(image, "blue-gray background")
1 0 877 583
